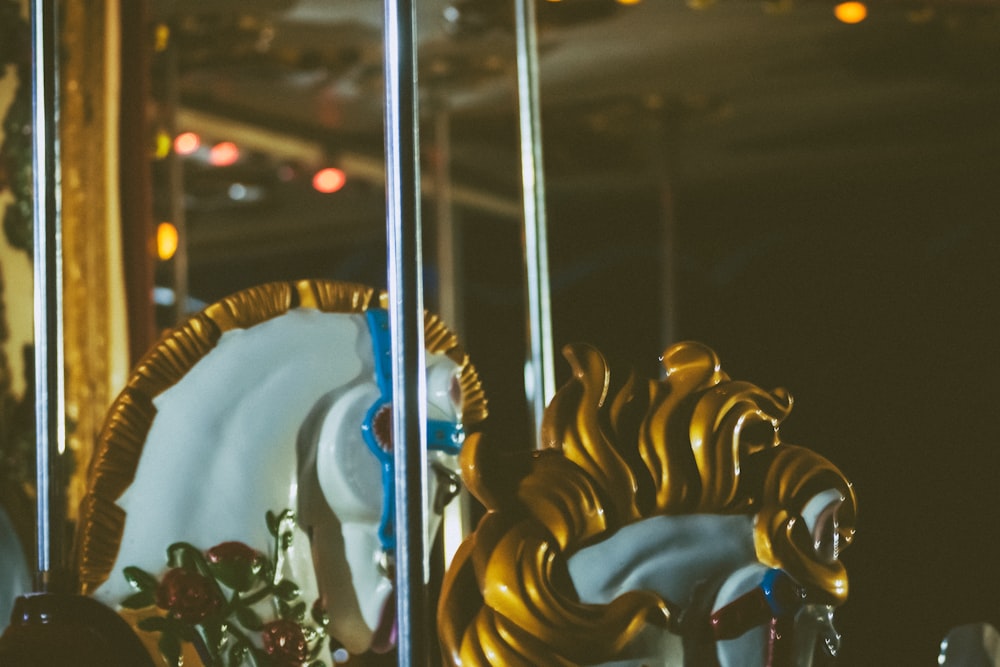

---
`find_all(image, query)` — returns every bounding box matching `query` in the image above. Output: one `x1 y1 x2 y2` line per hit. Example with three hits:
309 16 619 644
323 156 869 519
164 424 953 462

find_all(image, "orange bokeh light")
312 167 347 194
157 222 179 261
174 131 201 156
209 141 240 167
834 2 867 24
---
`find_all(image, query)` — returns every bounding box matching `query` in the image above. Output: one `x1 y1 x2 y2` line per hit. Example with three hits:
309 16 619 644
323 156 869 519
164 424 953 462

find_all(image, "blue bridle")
361 309 464 551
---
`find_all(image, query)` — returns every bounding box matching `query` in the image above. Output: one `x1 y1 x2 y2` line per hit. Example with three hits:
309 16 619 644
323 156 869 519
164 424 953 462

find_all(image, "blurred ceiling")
153 0 1000 238
157 0 1000 170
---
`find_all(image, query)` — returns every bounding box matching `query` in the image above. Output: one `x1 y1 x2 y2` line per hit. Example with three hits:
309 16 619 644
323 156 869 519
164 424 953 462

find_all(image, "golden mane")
438 341 855 666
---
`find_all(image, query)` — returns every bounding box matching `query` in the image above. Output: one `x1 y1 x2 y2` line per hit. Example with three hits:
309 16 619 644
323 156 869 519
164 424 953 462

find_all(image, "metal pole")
30 0 66 593
382 0 428 664
514 0 556 444
433 108 462 334
165 31 189 323
432 107 472 565
642 107 678 348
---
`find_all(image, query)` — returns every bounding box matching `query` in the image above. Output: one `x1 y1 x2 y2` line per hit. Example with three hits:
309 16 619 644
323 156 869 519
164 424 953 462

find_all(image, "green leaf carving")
289 601 306 621
235 605 264 631
274 579 300 601
158 632 182 667
228 642 248 665
123 566 160 593
121 589 156 610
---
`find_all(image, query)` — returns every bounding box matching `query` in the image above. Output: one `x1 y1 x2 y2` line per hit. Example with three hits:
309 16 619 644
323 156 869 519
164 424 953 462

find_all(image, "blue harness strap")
361 309 464 551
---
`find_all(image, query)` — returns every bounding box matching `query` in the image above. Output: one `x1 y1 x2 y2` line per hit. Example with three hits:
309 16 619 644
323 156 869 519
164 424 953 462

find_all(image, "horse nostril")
378 550 396 580
373 404 393 452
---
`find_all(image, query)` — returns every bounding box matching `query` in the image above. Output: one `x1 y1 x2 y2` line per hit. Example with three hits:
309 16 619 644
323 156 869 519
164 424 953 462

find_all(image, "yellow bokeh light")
154 131 171 160
154 24 170 52
617 0 642 5
157 222 179 261
834 2 867 24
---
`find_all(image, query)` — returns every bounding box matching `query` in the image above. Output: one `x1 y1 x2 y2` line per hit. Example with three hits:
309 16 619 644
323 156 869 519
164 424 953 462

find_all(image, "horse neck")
567 513 758 609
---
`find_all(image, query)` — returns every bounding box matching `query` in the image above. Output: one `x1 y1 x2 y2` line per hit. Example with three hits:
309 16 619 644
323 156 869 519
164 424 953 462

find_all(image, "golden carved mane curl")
439 341 855 666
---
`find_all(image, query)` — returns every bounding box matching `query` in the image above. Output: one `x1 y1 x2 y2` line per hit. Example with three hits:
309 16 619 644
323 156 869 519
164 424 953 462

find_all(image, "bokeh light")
312 167 347 193
157 222 179 261
154 131 171 160
834 2 867 24
209 141 240 167
173 131 201 156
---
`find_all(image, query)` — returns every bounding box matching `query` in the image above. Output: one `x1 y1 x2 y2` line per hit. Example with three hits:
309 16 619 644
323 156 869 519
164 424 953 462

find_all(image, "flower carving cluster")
121 510 331 667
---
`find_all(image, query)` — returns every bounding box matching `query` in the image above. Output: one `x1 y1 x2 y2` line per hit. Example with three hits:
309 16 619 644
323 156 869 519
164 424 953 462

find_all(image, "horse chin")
369 594 398 654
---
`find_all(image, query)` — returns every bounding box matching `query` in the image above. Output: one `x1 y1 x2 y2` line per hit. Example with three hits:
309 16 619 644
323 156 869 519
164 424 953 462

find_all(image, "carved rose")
262 619 309 666
154 568 224 622
206 541 265 591
206 541 260 564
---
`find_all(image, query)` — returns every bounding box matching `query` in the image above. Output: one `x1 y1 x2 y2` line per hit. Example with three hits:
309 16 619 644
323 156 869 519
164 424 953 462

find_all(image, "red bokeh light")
209 141 240 167
312 167 347 194
173 131 201 156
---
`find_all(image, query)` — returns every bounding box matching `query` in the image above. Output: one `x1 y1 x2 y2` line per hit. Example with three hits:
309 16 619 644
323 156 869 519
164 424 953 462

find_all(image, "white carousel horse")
0 504 31 634
567 489 847 667
438 341 855 667
76 281 485 665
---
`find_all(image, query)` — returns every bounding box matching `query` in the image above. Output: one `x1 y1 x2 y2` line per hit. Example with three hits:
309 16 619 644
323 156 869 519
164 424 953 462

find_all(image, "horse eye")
432 462 462 514
449 375 463 411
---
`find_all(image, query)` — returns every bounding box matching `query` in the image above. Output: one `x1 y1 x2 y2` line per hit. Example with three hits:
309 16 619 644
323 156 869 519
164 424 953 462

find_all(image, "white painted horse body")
569 513 841 666
91 306 465 660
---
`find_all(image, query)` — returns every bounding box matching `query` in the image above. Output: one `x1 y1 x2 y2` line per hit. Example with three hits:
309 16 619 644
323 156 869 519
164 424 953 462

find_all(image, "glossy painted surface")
76 280 487 665
438 341 855 666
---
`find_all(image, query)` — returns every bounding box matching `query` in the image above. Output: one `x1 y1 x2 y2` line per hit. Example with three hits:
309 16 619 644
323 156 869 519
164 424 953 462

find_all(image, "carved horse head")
439 341 855 666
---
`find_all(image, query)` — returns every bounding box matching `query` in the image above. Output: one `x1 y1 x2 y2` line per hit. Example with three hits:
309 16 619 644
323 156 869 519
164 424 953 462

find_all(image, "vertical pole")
434 108 462 334
382 0 428 665
642 107 677 348
432 107 470 565
164 30 189 323
30 0 66 593
514 0 556 444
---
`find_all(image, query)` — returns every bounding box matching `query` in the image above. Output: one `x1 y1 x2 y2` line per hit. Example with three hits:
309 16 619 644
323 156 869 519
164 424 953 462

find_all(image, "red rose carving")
206 541 265 591
154 568 223 623
262 619 309 666
206 541 260 565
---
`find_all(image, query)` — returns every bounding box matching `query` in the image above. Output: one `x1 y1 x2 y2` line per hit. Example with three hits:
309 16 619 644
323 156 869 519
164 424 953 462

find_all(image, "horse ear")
458 433 529 511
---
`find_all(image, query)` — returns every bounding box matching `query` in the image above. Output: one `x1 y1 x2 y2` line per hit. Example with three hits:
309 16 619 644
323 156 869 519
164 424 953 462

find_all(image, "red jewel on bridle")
708 568 805 667
371 403 393 452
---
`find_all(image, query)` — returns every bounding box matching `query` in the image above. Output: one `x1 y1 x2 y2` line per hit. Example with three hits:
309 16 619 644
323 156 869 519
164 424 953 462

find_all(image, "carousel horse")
74 280 487 665
439 341 856 666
